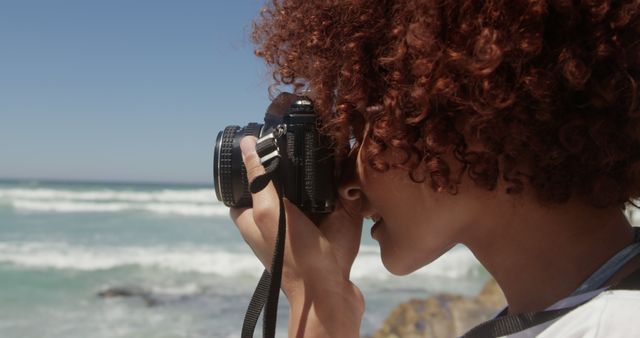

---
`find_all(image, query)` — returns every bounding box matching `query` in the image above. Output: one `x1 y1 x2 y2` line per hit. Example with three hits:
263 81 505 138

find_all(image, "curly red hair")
252 0 640 208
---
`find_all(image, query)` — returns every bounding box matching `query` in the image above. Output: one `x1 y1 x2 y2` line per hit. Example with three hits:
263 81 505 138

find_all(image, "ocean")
0 179 554 338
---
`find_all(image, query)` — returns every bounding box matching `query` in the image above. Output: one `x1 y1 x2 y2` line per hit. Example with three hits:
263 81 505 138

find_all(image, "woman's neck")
463 198 634 314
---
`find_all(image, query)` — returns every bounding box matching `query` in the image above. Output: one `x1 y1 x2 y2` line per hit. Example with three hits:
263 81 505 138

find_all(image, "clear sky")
0 0 275 184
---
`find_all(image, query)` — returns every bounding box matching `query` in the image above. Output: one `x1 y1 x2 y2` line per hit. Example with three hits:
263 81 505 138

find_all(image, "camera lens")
213 123 263 208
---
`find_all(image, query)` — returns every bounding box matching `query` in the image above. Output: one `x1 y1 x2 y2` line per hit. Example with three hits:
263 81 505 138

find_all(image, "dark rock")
97 286 143 298
372 279 506 338
97 285 205 307
97 286 160 307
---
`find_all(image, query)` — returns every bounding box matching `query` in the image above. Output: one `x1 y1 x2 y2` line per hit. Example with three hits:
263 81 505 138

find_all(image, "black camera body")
213 96 335 214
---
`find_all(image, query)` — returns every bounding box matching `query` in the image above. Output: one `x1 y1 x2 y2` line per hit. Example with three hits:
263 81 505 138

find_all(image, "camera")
213 94 335 214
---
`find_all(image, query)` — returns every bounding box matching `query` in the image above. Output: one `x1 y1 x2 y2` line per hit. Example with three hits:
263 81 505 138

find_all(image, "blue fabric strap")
570 227 640 296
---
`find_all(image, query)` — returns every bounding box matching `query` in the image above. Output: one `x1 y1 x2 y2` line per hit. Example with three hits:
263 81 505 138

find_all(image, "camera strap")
241 129 287 338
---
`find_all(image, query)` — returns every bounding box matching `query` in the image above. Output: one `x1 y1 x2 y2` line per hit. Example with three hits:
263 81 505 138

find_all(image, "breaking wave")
0 188 214 203
10 199 228 217
0 242 482 279
0 187 227 217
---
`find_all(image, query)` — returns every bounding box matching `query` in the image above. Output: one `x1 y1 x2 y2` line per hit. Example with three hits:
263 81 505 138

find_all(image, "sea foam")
0 188 215 203
10 199 228 217
0 187 226 217
0 242 263 276
0 242 481 280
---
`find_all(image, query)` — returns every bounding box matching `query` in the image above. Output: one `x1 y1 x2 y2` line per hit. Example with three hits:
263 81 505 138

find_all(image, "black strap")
462 266 640 338
249 158 280 194
240 155 285 338
263 188 286 337
241 271 270 337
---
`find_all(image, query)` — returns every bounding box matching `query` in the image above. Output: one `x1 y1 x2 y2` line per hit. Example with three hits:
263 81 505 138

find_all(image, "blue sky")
0 0 274 184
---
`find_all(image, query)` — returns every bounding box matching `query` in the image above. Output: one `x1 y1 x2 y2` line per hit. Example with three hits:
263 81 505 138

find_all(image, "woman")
231 1 640 336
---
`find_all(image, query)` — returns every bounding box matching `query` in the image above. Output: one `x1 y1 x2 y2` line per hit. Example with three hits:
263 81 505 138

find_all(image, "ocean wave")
0 242 263 276
0 188 215 203
10 199 229 217
352 244 482 279
0 242 481 279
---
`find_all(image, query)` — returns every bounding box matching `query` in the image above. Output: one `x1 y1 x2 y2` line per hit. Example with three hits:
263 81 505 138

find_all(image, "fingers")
240 136 263 182
281 199 322 249
318 198 363 258
240 136 280 235
317 196 363 237
283 198 363 279
235 135 363 278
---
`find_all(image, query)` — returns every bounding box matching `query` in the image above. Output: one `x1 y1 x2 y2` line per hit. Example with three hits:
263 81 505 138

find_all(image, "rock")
97 286 160 307
97 286 143 298
372 279 506 338
97 285 204 307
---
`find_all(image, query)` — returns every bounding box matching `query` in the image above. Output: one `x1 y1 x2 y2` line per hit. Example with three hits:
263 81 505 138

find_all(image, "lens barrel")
213 123 263 208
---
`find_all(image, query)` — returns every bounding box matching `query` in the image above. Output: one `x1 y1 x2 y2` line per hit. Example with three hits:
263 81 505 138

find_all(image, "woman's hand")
230 136 364 338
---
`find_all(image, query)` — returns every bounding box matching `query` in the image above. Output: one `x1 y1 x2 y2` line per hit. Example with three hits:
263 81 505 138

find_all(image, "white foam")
141 203 228 217
0 242 481 280
10 199 229 217
12 199 131 213
351 245 481 280
149 283 202 296
0 188 215 203
0 187 229 217
0 242 263 276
